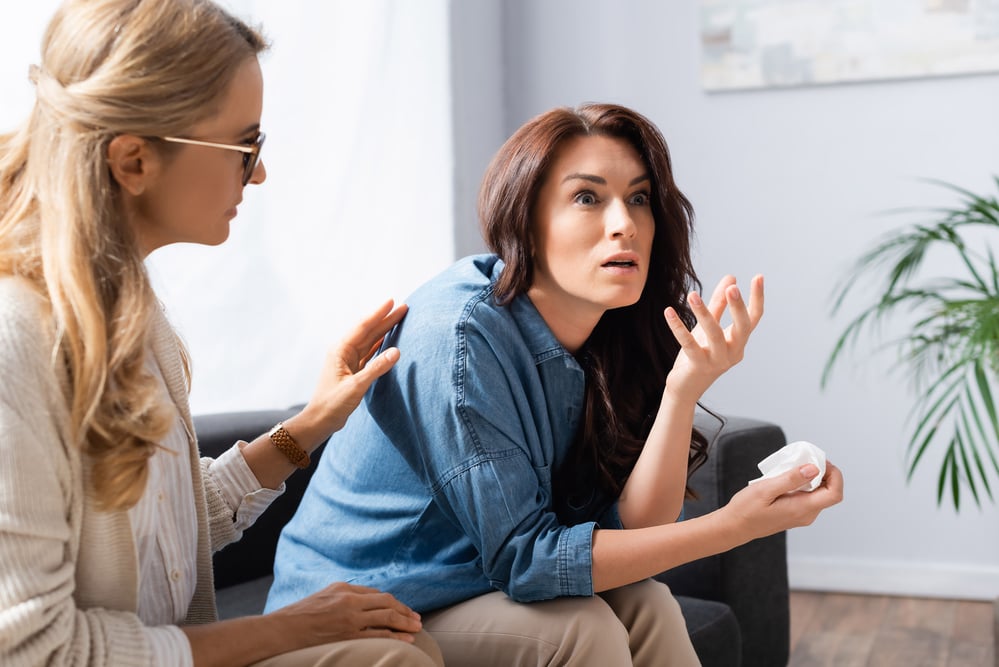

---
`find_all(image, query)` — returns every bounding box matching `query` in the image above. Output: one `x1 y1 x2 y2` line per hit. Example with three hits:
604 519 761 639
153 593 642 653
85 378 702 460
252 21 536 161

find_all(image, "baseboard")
789 556 999 601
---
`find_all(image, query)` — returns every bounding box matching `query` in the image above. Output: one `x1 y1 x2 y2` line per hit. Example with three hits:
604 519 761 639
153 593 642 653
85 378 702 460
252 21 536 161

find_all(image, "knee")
606 579 687 628
550 596 631 662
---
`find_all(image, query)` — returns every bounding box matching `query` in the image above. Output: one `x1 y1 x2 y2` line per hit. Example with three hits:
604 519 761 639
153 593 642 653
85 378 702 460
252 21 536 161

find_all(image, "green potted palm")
823 177 999 510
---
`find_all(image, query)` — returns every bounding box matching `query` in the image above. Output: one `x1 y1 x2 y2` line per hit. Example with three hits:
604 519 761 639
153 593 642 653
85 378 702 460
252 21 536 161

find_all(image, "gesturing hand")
303 300 408 437
663 274 764 404
272 581 423 645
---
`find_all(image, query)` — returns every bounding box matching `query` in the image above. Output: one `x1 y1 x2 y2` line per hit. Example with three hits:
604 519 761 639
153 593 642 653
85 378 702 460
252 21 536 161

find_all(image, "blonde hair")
0 0 266 510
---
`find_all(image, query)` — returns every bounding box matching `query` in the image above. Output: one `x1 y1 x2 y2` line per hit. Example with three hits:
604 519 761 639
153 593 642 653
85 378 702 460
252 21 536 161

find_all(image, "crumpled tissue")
747 440 827 492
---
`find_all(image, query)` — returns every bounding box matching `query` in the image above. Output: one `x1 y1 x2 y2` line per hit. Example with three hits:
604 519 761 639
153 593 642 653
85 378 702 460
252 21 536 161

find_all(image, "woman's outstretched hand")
301 300 408 437
241 300 407 489
663 274 764 404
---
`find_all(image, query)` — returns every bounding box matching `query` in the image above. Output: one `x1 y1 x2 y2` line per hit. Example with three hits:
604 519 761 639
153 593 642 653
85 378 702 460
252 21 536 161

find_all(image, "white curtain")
1 1 456 414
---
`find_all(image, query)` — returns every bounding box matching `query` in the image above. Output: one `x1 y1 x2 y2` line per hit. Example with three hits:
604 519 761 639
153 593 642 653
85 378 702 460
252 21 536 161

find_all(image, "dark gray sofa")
195 410 789 667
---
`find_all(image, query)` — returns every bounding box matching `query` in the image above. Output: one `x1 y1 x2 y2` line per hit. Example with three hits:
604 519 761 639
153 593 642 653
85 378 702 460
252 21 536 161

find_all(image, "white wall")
449 1 505 257
500 0 999 600
1 1 456 415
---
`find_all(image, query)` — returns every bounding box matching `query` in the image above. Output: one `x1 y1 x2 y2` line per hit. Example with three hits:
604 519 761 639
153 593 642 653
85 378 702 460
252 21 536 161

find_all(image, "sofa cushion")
217 574 272 619
677 595 742 667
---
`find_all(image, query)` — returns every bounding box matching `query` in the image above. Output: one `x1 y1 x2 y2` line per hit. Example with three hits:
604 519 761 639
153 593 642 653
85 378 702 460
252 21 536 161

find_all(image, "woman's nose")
607 200 636 237
248 159 267 185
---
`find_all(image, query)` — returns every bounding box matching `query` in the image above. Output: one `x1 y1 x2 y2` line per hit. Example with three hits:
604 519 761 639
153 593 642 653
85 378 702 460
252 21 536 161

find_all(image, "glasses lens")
242 133 266 185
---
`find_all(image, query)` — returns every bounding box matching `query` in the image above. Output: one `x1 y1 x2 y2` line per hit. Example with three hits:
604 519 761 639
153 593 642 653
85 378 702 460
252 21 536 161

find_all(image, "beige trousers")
421 579 701 666
249 630 444 667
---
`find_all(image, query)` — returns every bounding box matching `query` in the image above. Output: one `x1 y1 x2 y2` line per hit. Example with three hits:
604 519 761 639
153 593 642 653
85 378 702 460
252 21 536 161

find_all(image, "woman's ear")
106 135 158 196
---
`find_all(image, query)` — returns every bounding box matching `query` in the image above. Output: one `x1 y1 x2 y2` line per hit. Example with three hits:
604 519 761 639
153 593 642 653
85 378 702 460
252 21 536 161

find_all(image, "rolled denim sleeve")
421 310 597 602
433 435 596 601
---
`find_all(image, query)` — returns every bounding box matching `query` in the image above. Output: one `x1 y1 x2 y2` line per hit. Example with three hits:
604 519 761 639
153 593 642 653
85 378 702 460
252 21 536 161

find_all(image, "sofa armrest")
194 408 311 589
656 413 790 667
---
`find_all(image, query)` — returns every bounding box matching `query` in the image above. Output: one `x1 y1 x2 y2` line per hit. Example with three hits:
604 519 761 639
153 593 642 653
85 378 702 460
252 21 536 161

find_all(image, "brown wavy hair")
479 103 708 503
0 0 266 511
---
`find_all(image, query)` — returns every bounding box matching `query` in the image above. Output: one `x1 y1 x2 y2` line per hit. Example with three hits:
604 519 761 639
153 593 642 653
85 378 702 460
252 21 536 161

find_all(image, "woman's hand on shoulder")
722 460 844 543
662 274 764 404
302 300 408 437
270 581 423 645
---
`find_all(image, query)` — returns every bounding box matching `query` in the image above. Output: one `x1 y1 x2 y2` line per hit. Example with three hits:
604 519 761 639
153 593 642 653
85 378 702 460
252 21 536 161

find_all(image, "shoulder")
0 276 56 373
405 254 502 310
0 276 70 455
0 274 50 320
393 255 525 354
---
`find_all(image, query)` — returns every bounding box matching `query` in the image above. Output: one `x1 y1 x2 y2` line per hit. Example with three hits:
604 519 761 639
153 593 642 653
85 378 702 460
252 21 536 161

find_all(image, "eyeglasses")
160 132 266 185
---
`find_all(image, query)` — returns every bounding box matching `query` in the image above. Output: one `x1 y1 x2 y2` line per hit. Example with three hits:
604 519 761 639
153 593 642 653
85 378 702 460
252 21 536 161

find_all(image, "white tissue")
747 440 827 492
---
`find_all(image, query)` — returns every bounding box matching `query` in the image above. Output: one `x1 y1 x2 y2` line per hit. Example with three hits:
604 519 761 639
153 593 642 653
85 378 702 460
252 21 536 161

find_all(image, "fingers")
814 462 844 504
687 291 728 348
344 300 409 357
345 588 423 636
689 274 765 348
291 584 425 645
723 274 764 340
352 347 401 387
753 463 821 498
769 461 844 510
747 274 765 326
725 284 751 344
705 275 736 322
357 589 421 620
663 306 697 348
363 607 423 633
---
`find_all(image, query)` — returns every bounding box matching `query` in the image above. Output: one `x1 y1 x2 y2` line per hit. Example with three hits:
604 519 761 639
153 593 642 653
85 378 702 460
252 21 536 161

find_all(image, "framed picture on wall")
700 0 999 91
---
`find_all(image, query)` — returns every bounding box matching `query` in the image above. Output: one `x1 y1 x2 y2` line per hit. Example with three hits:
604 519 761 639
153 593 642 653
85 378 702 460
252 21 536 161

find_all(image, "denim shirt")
265 255 624 614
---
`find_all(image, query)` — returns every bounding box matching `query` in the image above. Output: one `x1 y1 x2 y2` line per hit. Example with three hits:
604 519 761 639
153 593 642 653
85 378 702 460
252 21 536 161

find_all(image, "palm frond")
826 177 999 510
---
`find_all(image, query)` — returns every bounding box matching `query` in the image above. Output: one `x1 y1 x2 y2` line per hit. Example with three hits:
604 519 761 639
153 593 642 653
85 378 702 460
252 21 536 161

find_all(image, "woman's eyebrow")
561 173 651 186
563 173 605 185
237 122 261 137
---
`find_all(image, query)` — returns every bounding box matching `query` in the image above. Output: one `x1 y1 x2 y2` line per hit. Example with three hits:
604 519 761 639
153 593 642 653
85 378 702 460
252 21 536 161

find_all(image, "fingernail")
730 286 742 301
689 293 702 307
800 464 818 478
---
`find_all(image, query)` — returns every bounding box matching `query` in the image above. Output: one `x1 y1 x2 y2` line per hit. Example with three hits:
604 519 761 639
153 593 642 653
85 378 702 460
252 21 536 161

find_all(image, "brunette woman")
267 103 843 666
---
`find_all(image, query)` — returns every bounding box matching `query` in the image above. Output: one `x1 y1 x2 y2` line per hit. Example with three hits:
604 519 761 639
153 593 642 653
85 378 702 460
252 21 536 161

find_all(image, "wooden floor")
789 591 995 667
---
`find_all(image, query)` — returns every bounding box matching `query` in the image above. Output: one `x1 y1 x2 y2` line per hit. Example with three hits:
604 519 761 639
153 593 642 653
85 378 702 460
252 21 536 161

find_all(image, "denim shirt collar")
489 258 579 369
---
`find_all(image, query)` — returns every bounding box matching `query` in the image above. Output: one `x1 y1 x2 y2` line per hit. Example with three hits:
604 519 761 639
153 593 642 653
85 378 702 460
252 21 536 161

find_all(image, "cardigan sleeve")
0 287 154 666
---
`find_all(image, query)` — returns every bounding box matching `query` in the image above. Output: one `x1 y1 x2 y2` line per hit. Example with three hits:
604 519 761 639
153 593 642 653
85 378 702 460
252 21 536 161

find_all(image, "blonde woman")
0 1 442 666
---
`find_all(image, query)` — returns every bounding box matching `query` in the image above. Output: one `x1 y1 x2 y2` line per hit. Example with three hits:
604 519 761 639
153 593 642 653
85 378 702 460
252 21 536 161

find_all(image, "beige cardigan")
0 277 240 666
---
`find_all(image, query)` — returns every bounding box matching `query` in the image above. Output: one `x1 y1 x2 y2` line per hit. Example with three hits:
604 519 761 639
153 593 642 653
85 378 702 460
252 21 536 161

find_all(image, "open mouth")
602 260 637 268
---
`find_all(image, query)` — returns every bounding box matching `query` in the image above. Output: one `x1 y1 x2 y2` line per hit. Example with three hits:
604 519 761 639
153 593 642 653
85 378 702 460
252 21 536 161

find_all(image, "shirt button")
157 492 166 503
170 569 182 582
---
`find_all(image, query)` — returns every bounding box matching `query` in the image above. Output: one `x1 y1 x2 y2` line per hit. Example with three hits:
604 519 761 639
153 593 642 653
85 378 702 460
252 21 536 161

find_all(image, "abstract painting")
700 0 999 90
